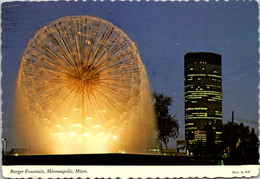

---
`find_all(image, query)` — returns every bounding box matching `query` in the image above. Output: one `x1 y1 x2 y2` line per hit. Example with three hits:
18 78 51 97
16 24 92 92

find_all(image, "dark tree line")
153 92 179 149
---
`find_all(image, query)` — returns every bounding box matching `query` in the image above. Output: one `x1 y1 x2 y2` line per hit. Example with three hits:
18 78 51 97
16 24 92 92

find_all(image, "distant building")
160 148 177 156
184 52 222 151
177 140 188 156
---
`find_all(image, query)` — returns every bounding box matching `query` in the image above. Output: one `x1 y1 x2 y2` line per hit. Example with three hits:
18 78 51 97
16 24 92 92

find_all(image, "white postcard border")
1 165 260 178
1 0 260 178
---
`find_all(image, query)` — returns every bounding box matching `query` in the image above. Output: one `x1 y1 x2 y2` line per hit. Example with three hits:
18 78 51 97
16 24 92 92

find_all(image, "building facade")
184 52 222 151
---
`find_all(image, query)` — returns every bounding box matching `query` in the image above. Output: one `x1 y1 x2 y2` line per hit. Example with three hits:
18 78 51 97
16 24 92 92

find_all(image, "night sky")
1 0 259 149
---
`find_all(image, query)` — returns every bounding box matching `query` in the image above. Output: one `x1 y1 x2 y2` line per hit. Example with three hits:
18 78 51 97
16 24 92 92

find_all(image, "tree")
221 122 259 165
153 92 179 149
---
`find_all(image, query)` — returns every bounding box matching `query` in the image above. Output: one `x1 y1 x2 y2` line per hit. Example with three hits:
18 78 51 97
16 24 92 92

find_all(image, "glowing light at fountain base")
15 80 156 154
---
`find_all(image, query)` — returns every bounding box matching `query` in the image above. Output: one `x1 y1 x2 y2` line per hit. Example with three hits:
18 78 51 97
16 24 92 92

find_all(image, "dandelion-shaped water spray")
16 16 156 154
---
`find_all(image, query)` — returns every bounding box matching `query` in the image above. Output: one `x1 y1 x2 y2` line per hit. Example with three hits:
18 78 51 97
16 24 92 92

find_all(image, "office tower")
184 52 222 151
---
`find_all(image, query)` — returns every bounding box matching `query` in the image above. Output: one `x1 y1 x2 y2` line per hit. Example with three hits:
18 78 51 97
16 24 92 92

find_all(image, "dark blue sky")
1 1 259 149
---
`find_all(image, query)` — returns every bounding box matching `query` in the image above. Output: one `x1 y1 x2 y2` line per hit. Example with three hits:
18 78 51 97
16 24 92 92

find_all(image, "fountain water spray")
15 16 156 154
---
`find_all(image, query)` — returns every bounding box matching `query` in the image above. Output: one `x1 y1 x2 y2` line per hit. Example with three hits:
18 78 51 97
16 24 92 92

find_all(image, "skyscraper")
184 52 222 151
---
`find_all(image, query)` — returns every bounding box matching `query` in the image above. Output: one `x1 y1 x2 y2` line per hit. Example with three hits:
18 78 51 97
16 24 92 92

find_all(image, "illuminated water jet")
15 16 156 154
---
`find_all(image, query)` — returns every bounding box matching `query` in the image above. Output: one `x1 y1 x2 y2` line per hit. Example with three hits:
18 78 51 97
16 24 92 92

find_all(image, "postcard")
1 0 259 178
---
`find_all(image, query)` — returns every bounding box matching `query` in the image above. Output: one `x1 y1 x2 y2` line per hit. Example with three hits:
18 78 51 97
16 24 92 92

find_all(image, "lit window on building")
194 130 207 141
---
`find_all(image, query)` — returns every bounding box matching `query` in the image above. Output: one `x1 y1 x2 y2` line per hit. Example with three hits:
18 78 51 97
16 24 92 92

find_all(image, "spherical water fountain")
15 16 156 154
